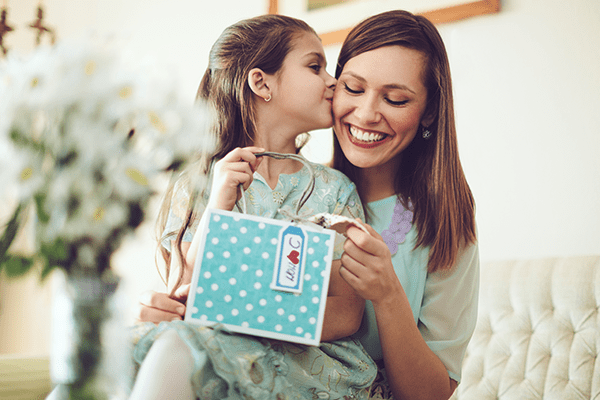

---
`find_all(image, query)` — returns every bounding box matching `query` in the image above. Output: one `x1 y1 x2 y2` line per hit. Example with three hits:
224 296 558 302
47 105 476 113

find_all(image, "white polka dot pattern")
186 210 334 345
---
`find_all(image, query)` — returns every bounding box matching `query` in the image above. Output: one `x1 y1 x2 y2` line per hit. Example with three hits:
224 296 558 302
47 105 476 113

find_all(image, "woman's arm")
340 224 460 400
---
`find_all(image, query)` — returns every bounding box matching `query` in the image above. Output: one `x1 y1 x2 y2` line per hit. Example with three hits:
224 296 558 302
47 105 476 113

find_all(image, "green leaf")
0 204 24 263
3 256 34 278
34 193 50 224
40 262 57 281
40 238 69 264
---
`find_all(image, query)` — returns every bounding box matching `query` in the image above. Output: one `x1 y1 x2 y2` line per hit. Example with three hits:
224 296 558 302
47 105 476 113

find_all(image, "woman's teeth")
349 126 385 143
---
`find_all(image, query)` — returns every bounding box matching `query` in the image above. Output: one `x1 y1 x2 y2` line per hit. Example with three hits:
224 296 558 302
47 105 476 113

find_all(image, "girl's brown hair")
332 10 476 272
157 15 317 294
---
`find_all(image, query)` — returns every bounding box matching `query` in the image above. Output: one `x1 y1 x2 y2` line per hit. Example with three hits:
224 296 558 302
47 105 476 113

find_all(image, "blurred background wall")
1 0 599 355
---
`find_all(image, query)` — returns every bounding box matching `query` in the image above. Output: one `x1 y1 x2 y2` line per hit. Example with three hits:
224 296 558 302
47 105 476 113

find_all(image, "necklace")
381 197 413 255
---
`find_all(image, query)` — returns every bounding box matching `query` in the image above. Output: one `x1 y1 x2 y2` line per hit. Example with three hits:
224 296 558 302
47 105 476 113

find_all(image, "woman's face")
333 45 430 171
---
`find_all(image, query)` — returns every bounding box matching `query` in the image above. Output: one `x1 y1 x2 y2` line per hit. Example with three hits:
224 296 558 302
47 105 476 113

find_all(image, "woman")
332 10 479 400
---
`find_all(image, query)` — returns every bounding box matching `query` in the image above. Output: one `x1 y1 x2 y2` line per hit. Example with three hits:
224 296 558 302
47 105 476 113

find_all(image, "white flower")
0 38 215 276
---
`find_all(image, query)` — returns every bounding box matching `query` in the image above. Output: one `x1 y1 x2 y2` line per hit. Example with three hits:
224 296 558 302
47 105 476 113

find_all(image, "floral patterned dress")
132 159 377 400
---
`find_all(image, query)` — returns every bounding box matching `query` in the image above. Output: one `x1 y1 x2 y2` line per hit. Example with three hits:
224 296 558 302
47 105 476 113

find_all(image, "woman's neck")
356 162 399 203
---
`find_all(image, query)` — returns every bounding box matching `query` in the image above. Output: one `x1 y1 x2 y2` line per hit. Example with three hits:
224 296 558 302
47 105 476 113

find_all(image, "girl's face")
272 32 337 134
333 45 429 172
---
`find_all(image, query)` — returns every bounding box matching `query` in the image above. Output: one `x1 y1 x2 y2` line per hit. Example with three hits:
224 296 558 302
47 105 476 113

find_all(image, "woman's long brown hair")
332 10 476 272
155 15 317 295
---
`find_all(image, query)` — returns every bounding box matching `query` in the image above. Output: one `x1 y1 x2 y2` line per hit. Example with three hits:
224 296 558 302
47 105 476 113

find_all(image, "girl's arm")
340 224 464 400
320 259 365 341
135 241 192 324
136 147 263 324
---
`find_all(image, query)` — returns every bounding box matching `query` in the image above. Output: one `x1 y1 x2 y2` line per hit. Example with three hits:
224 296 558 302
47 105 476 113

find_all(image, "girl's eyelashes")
309 64 322 72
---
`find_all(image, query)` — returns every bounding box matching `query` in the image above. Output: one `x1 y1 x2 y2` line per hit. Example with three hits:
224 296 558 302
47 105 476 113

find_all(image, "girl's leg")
129 329 199 400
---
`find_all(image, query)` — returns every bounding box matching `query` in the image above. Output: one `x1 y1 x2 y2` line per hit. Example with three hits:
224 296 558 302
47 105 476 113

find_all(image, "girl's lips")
346 124 389 148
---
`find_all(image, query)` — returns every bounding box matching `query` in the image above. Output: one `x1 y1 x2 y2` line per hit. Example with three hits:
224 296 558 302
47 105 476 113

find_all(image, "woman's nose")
354 95 381 125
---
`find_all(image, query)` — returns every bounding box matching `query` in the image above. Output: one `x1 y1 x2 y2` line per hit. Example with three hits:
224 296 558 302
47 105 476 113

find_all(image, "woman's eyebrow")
341 71 416 94
383 83 415 94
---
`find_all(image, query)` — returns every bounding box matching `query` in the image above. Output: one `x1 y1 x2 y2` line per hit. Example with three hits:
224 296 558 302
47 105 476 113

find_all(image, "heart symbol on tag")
287 250 300 264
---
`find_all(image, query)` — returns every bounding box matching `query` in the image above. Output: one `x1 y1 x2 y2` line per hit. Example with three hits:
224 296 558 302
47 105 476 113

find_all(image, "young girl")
130 15 376 400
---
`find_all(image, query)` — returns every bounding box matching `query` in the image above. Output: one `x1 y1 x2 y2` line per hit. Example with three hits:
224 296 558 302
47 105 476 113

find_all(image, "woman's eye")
343 83 362 94
386 98 408 106
309 64 321 72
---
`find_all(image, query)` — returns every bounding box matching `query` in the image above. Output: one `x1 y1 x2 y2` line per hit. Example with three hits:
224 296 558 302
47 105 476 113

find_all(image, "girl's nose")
325 72 337 90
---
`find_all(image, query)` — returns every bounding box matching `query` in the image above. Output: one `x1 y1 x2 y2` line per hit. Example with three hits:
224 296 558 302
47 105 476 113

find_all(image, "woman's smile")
346 124 389 147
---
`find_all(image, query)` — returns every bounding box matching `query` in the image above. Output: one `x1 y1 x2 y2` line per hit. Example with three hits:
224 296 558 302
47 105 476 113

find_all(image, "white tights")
45 330 206 400
129 329 202 400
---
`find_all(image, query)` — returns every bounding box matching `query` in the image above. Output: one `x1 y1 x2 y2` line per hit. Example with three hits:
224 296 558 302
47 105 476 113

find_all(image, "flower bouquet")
0 40 215 399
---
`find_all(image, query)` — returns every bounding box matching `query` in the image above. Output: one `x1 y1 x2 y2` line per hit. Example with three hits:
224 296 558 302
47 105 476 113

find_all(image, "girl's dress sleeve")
161 178 204 251
418 241 480 382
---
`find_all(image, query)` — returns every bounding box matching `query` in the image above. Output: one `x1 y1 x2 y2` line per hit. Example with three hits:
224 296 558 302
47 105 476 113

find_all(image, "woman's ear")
420 110 435 130
248 68 271 102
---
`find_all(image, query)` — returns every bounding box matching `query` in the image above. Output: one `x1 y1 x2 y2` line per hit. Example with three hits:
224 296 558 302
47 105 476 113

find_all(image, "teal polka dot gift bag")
185 153 336 346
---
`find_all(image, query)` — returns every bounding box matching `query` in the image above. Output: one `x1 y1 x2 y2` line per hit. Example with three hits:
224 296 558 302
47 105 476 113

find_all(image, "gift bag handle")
237 152 315 219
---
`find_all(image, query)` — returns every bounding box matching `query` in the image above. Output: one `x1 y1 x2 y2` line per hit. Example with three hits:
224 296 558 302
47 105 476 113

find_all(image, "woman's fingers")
345 224 387 257
339 222 399 301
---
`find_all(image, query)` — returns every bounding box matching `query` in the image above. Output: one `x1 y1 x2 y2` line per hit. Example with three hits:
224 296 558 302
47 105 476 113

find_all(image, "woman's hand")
338 222 403 304
206 147 264 211
135 284 190 324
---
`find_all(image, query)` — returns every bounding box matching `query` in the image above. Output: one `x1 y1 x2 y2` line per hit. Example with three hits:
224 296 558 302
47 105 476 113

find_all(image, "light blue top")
164 160 365 260
137 158 378 399
353 195 480 383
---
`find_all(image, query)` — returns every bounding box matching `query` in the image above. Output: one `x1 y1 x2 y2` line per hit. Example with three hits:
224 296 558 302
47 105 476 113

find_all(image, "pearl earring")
264 94 271 102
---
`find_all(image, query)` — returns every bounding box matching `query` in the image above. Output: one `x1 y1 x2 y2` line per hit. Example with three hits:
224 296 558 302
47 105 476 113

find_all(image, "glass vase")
49 270 132 400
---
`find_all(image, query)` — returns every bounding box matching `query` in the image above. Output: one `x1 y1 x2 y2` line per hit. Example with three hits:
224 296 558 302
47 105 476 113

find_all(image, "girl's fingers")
136 291 186 323
222 147 264 164
173 284 190 302
135 305 183 324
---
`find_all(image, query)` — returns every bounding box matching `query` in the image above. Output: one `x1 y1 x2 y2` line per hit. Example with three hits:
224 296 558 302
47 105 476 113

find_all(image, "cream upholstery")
4 256 599 399
452 255 600 400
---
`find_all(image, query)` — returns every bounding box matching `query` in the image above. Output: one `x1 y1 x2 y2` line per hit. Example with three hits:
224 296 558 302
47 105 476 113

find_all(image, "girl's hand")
207 147 264 211
338 222 402 304
135 284 190 324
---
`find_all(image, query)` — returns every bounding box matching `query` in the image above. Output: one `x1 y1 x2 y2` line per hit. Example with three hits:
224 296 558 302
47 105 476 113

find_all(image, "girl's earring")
422 127 432 139
264 94 272 102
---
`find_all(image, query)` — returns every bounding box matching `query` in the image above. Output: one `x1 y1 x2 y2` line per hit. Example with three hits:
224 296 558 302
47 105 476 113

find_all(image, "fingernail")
171 316 182 321
176 307 185 315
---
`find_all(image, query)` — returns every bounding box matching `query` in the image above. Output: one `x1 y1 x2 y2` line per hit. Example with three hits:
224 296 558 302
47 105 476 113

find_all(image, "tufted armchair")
451 255 600 399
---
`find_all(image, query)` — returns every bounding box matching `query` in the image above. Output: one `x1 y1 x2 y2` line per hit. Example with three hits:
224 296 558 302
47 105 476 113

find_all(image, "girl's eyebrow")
341 71 416 94
304 52 326 64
